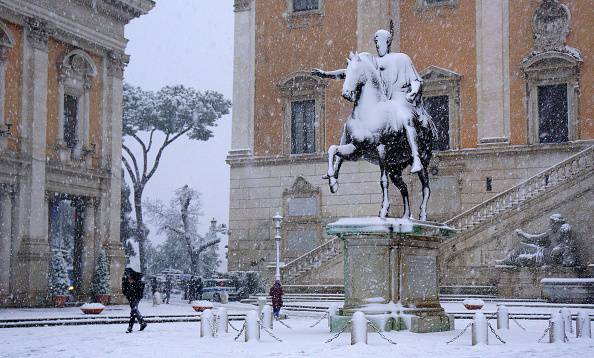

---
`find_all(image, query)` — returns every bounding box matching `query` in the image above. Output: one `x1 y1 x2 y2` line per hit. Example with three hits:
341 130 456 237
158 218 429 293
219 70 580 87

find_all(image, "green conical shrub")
92 250 111 295
48 251 70 296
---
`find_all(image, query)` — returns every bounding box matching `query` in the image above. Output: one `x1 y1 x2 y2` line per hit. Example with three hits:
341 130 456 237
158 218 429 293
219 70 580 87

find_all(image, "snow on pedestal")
245 310 260 342
216 307 228 334
549 311 566 344
472 312 488 346
497 305 509 330
560 307 573 334
351 311 368 345
200 309 214 338
576 311 591 339
262 304 273 330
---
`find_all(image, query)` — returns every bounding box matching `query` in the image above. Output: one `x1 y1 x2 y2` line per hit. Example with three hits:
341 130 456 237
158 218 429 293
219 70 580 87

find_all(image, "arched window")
56 50 97 161
278 72 327 155
0 22 15 150
521 52 581 144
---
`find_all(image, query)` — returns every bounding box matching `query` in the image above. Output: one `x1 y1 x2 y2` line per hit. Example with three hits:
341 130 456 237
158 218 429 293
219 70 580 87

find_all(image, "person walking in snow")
151 276 161 306
269 281 283 320
122 268 147 333
163 276 172 304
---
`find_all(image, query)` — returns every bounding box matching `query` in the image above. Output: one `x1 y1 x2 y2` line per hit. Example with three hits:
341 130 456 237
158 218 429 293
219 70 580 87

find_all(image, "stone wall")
228 141 592 274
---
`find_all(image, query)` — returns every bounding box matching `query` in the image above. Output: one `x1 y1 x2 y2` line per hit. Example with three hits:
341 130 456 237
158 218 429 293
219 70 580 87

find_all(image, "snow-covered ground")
1 314 593 357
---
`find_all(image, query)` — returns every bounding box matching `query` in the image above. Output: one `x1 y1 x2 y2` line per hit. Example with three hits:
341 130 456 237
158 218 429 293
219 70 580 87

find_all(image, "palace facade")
228 0 593 296
0 0 154 306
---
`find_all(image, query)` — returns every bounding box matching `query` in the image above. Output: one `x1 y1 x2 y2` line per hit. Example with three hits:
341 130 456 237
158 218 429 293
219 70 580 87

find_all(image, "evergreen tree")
92 250 111 295
48 251 70 296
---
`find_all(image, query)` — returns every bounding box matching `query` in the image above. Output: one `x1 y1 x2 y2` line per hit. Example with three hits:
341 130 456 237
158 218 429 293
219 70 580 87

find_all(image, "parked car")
201 278 239 302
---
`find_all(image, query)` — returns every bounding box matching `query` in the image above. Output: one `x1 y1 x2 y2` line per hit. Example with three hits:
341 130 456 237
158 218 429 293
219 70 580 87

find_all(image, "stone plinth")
327 217 456 333
495 265 589 299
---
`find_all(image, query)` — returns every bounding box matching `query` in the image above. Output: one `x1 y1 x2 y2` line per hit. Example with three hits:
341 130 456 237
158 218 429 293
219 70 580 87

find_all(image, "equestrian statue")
312 29 436 220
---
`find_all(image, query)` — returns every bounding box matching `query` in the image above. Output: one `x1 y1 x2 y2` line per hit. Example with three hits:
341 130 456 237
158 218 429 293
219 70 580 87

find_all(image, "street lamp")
272 213 283 282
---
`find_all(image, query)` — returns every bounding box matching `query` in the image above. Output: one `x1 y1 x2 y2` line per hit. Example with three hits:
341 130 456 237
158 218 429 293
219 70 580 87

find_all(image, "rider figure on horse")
312 29 427 174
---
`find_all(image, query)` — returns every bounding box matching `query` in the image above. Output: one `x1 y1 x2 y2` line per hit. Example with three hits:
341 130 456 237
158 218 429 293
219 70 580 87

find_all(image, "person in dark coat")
187 276 196 303
196 277 203 300
163 276 172 304
122 268 147 333
269 281 283 319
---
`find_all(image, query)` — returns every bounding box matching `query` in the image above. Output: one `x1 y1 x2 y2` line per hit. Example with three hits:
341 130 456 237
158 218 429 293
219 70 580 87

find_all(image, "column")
77 198 96 298
357 0 391 53
0 189 13 298
14 17 51 306
229 0 255 157
475 0 510 145
98 51 128 303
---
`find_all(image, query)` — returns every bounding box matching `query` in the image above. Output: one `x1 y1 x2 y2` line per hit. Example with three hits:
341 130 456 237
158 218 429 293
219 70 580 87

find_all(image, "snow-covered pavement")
1 314 593 358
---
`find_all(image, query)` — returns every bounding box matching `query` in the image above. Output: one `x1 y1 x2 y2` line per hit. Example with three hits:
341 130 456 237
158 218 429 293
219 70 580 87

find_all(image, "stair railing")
446 145 593 232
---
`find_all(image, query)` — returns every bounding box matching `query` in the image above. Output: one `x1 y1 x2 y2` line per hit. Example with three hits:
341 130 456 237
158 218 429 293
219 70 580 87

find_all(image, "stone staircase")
444 145 593 233
281 236 343 285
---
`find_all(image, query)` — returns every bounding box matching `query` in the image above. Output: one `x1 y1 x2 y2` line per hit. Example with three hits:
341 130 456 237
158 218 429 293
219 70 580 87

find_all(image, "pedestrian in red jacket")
269 281 283 319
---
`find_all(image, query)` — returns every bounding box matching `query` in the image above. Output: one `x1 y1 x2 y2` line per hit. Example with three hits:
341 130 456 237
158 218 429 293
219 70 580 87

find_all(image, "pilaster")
357 0 391 53
229 0 255 158
475 0 510 146
13 17 51 307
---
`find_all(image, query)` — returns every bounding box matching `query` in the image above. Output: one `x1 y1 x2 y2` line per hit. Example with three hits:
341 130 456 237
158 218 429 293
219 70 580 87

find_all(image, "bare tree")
122 84 231 273
146 185 221 275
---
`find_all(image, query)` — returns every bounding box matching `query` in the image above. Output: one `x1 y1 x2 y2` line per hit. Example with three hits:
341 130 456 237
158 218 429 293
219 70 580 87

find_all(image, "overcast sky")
123 0 234 266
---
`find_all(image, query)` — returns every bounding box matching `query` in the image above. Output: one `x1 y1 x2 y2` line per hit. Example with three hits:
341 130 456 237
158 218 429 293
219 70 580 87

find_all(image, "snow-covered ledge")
541 278 594 304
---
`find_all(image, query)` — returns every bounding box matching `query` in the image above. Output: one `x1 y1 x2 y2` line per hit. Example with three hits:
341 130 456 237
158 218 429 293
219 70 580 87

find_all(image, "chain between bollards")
276 318 292 329
325 321 350 343
258 321 283 342
228 321 241 332
537 326 550 343
233 321 246 341
310 312 329 328
487 323 506 344
366 320 397 345
445 322 472 344
511 317 526 331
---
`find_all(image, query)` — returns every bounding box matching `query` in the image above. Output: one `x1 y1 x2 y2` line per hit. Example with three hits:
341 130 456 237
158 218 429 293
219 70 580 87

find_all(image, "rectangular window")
425 95 450 151
538 84 568 144
293 0 319 12
63 94 78 149
291 100 316 154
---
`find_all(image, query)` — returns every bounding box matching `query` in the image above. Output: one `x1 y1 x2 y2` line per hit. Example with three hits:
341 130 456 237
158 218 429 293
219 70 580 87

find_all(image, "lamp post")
272 213 283 282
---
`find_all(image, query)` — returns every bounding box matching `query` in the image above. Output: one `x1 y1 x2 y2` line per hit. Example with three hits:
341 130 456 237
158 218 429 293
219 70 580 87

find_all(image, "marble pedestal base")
327 217 456 333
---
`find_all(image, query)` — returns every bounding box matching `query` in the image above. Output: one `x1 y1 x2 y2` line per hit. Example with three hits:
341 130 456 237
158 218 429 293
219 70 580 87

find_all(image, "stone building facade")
227 0 593 293
0 0 153 306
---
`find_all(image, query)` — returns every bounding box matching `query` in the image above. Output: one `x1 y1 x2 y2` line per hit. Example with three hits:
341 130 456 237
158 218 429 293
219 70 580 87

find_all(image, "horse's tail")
418 101 438 139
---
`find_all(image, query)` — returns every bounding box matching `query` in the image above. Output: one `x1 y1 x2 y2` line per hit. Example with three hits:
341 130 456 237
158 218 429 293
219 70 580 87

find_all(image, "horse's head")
342 52 367 102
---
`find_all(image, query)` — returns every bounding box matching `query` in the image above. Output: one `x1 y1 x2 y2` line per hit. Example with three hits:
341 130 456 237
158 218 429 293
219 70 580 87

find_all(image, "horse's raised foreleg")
417 166 431 221
323 143 356 193
377 145 390 218
389 171 411 219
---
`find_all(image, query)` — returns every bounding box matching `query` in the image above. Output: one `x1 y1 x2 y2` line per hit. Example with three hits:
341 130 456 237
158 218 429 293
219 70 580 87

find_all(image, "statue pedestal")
327 217 456 333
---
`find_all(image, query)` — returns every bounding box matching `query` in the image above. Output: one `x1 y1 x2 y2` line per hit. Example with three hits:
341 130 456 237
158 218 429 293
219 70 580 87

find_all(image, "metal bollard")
200 309 214 338
472 312 488 346
351 311 368 345
257 297 267 316
549 311 565 343
497 305 509 330
216 307 228 334
560 307 573 334
328 304 339 329
245 310 260 342
576 311 591 339
262 304 274 330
